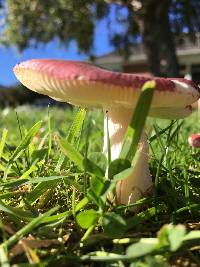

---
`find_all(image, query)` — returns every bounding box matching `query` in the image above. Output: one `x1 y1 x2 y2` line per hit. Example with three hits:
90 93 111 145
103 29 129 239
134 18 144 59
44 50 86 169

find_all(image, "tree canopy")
1 0 200 76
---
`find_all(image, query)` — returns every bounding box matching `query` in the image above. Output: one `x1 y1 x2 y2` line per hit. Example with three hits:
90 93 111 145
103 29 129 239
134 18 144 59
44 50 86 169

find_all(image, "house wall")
123 60 200 83
95 49 200 83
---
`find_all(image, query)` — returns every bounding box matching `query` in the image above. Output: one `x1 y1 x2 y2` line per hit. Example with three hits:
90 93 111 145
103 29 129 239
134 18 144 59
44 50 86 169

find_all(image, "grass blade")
0 129 8 160
1 206 59 248
7 121 43 165
58 136 84 170
120 80 155 162
58 136 104 177
67 108 86 144
0 199 35 219
47 107 52 160
0 245 9 267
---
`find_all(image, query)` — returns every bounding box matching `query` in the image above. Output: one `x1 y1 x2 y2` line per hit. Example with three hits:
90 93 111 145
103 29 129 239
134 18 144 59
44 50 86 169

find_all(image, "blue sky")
0 18 114 87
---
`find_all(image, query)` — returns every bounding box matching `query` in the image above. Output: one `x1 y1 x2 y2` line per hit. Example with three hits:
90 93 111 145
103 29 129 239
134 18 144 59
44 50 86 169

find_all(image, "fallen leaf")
10 236 60 257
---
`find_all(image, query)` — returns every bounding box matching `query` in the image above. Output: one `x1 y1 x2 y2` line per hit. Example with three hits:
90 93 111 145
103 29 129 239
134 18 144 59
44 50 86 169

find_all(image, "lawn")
0 104 200 267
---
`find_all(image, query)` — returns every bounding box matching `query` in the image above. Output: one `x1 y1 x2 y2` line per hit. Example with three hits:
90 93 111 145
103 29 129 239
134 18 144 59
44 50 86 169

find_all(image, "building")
94 33 200 82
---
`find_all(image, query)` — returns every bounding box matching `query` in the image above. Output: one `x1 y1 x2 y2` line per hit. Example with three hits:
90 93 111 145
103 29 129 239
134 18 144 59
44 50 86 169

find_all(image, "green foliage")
127 224 200 260
127 238 159 259
2 0 109 53
102 212 127 238
1 0 200 76
76 209 99 229
0 105 199 266
108 158 131 180
2 0 200 53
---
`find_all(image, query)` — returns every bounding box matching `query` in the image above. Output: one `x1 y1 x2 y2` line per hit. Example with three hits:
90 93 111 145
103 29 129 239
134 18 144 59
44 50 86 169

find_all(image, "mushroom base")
104 108 153 205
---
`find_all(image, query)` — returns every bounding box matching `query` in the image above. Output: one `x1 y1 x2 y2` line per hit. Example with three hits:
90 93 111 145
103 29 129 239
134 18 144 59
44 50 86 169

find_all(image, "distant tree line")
0 85 51 107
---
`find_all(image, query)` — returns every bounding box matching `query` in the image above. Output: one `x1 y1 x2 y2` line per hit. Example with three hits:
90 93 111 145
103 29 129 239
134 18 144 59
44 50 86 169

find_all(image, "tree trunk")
107 0 179 77
140 0 179 77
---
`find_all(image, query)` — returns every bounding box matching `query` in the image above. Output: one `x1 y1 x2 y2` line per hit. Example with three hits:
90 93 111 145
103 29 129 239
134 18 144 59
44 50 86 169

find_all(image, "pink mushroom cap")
188 133 200 148
13 59 200 119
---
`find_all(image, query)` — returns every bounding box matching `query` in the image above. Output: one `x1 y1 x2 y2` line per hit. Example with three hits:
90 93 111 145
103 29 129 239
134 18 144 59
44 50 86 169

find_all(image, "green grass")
0 104 199 267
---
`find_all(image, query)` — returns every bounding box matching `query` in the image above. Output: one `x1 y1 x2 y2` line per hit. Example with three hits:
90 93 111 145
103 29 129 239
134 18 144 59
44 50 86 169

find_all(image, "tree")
109 0 200 76
1 0 200 77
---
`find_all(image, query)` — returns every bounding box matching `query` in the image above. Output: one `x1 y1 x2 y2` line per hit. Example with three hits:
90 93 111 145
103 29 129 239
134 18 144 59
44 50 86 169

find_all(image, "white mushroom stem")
103 108 152 205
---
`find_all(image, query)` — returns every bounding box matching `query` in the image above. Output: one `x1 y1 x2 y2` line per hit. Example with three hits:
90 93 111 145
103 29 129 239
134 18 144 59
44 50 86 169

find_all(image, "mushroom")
188 133 200 148
13 59 200 205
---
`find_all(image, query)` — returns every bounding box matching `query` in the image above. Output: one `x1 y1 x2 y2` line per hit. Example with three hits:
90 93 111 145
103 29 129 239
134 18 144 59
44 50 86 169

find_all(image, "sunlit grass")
0 104 199 266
